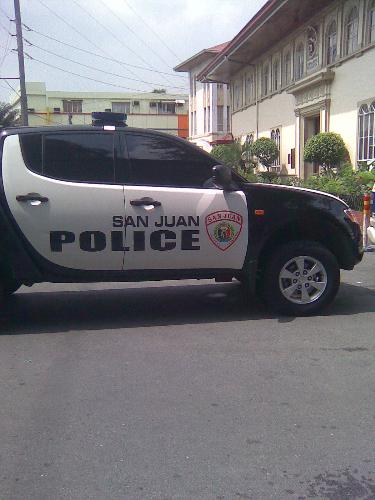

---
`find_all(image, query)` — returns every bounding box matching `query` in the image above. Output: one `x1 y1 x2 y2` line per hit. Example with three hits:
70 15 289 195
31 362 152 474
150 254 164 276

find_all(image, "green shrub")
304 132 346 172
249 137 279 170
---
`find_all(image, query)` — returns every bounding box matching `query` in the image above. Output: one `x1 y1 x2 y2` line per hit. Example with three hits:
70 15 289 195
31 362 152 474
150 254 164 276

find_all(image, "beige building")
174 44 232 151
197 0 375 177
18 82 189 137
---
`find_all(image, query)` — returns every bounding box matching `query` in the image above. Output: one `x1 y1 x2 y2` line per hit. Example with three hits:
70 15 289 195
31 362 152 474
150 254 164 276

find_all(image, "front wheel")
261 241 340 316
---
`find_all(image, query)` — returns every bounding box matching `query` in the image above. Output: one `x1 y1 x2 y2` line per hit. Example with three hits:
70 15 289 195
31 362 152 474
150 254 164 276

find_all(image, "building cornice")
287 69 335 95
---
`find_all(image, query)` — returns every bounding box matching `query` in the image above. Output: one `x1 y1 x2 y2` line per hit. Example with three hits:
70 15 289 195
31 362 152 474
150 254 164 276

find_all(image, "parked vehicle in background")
367 183 375 246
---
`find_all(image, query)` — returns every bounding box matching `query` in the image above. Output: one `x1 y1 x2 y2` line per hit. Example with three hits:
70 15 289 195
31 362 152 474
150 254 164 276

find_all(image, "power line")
97 0 174 71
3 78 19 96
26 53 161 93
0 18 13 34
0 20 12 69
25 41 188 91
123 0 181 61
70 0 172 88
23 26 187 80
0 5 11 20
36 0 140 81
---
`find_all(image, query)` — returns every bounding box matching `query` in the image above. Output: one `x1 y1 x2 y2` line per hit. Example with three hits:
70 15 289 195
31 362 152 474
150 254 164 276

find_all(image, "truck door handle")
16 193 49 203
130 197 161 207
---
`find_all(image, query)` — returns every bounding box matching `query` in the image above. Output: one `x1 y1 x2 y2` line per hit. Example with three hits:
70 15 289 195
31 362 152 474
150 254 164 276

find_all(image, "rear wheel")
261 240 340 316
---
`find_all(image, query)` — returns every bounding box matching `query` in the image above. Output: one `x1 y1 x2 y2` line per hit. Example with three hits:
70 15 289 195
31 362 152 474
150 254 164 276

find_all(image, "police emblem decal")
205 211 243 251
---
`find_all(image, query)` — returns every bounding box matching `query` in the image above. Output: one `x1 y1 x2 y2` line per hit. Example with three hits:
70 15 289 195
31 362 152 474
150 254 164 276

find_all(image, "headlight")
344 208 360 225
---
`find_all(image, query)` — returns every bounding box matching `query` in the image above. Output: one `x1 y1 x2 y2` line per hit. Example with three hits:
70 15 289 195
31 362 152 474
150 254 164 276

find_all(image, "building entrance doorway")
304 114 320 178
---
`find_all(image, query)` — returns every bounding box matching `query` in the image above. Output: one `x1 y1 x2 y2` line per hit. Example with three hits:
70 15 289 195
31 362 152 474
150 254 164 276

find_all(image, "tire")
260 240 340 316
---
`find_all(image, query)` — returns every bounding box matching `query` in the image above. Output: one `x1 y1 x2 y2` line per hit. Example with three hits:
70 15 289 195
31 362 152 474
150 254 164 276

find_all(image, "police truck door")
2 132 124 271
121 133 248 271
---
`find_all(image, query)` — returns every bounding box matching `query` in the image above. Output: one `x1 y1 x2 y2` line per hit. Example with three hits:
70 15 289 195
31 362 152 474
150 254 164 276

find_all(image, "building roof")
197 0 333 82
174 42 229 73
23 82 187 101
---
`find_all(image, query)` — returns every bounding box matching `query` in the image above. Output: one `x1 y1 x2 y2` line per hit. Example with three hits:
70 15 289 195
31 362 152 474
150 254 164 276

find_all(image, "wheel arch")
256 214 355 275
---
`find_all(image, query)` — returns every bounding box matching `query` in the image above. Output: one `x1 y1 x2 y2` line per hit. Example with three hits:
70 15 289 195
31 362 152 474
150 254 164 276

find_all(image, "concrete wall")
329 48 375 164
232 92 296 172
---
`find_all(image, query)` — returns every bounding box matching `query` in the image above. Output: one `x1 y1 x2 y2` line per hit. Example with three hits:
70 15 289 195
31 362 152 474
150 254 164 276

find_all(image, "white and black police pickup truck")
0 113 363 315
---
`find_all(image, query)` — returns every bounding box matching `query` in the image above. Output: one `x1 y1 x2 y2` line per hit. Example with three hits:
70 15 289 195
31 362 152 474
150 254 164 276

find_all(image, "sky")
0 0 267 103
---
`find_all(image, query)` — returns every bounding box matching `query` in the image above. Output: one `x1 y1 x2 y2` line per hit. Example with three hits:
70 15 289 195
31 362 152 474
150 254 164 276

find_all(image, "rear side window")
20 132 115 183
44 133 114 183
125 134 216 188
19 134 43 174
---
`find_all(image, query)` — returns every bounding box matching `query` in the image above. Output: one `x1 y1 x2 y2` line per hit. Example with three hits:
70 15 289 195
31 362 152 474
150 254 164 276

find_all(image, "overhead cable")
123 0 181 61
26 53 164 93
97 0 174 70
70 0 172 88
25 40 188 91
23 26 187 79
36 0 140 81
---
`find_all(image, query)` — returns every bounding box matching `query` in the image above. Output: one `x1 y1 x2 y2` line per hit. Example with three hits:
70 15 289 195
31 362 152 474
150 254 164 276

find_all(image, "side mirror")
212 164 234 190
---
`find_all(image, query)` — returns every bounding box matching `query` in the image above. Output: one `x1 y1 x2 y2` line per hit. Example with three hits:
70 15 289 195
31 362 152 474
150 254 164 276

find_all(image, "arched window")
284 51 291 85
358 103 375 161
346 6 359 54
295 43 304 80
326 20 337 64
263 64 269 96
271 128 281 166
368 0 375 43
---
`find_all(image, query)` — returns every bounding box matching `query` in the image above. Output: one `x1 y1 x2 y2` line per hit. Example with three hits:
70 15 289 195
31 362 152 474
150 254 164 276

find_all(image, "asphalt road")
0 254 374 500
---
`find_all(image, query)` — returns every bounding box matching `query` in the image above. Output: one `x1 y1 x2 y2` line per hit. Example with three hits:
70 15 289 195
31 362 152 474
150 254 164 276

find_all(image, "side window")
19 134 43 174
43 133 114 183
125 134 216 188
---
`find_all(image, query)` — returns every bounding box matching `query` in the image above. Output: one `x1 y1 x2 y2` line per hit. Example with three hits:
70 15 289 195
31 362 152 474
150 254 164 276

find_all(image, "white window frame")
295 43 305 80
262 63 269 96
272 58 280 91
62 100 82 113
244 70 255 105
368 0 375 43
271 128 281 166
112 101 130 114
283 50 292 86
326 20 337 64
345 5 359 55
217 105 224 132
358 102 375 161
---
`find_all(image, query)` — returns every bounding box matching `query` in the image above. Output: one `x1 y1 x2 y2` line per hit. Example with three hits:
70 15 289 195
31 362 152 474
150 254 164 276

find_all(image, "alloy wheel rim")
278 255 328 305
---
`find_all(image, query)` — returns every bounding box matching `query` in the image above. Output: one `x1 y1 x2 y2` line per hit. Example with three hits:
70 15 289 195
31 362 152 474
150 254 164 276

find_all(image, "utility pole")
14 0 28 126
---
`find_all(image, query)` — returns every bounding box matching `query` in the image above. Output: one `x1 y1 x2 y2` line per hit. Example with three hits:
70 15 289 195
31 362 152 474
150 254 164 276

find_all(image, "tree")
0 102 19 129
211 140 254 173
304 132 346 173
249 137 279 171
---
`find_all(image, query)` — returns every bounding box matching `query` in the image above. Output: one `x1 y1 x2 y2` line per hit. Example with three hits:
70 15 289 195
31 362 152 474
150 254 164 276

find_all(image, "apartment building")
19 82 189 137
